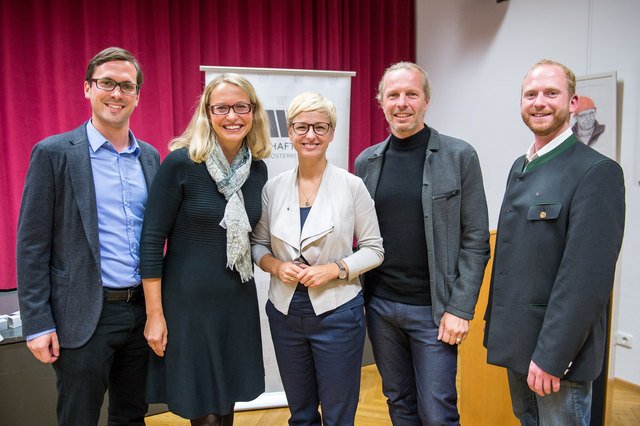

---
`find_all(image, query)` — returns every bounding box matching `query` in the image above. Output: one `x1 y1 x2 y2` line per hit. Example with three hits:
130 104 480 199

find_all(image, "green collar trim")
524 134 577 172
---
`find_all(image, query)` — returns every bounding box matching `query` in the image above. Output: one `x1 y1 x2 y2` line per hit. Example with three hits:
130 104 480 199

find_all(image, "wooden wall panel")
459 231 518 425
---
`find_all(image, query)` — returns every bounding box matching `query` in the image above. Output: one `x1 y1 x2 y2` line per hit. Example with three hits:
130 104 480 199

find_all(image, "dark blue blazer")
17 122 160 348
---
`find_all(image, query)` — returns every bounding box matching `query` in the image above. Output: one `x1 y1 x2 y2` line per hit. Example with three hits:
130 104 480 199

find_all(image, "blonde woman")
140 74 271 425
252 92 384 425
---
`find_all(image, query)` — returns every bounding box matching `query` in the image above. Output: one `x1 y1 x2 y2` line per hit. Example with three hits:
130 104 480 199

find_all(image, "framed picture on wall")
571 71 617 161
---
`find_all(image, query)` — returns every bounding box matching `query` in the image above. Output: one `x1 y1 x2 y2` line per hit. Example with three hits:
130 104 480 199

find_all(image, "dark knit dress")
140 147 266 418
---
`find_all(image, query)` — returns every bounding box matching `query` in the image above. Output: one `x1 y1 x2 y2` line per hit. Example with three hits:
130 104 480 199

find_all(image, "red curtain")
0 0 415 290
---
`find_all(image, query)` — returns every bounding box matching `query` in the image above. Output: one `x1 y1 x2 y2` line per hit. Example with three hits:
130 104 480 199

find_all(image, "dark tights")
190 404 235 426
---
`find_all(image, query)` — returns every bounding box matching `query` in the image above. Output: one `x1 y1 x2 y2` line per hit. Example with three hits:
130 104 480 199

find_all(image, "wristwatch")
334 261 347 280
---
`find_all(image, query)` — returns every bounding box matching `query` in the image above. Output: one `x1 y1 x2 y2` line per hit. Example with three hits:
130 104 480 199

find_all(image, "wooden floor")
609 379 640 426
145 365 388 426
146 365 640 425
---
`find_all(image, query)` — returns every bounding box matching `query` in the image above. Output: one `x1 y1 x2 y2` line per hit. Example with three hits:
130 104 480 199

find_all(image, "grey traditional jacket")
354 126 490 325
484 134 625 380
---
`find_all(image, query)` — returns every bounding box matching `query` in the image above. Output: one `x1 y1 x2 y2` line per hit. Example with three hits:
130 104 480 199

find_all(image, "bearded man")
483 60 625 426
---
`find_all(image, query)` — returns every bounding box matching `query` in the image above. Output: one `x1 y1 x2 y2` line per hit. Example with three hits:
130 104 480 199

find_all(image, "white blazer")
251 163 384 315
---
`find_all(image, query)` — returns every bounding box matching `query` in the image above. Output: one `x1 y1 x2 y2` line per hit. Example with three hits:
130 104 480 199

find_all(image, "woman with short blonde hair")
252 91 383 425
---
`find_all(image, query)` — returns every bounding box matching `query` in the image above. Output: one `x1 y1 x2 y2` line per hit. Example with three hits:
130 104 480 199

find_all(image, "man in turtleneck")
354 62 490 425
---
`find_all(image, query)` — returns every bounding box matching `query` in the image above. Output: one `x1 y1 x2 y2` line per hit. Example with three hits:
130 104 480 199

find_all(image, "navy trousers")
52 289 148 426
266 288 365 426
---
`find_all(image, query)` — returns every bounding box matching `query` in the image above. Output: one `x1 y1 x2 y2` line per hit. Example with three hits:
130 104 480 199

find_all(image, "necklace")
299 183 320 206
298 162 326 207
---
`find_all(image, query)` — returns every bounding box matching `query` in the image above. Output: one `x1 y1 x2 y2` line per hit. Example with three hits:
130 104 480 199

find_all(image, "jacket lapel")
138 142 158 190
269 169 303 251
300 165 334 250
363 137 389 198
269 165 335 259
67 125 100 266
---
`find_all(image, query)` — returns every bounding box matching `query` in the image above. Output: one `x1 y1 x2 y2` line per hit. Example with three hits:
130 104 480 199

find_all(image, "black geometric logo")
266 110 288 138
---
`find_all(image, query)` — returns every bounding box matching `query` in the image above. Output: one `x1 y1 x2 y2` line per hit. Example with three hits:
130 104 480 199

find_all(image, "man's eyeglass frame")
91 78 140 95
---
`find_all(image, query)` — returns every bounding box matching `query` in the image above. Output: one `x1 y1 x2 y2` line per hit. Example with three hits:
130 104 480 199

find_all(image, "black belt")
104 285 143 303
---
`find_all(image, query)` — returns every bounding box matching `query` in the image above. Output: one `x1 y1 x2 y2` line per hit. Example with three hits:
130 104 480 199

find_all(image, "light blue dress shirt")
86 120 148 289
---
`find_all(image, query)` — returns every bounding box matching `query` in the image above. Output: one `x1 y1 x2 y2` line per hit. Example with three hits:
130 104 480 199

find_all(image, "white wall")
415 0 640 385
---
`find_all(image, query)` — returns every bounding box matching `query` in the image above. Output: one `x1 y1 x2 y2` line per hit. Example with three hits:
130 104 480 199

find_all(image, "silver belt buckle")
126 287 137 303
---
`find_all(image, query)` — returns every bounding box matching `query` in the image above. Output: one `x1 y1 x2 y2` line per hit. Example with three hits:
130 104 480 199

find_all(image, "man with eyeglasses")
354 62 490 425
17 47 160 425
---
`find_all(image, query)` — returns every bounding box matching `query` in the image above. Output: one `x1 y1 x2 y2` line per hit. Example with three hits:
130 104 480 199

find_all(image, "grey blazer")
354 126 490 325
16 122 160 348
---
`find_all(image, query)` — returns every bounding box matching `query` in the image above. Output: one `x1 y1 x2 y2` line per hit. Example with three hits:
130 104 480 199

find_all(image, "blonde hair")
286 92 337 128
376 61 430 102
525 59 577 98
170 73 271 162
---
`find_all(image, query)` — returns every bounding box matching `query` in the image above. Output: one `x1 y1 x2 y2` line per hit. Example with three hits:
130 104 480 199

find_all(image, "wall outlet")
615 331 633 349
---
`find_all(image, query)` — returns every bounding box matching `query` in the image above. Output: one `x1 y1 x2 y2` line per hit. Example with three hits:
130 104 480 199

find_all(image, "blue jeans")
366 297 459 426
266 289 366 426
507 369 592 426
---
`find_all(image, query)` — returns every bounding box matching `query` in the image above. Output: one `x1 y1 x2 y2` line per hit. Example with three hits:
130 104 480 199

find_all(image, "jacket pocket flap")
527 203 562 220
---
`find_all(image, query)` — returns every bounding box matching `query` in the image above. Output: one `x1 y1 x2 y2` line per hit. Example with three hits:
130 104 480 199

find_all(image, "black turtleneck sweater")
364 126 431 306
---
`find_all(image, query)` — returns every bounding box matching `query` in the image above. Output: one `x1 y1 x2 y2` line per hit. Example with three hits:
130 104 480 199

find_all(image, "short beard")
522 108 570 136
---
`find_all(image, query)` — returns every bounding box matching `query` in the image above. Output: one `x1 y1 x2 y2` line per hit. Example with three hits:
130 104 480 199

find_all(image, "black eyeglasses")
290 122 332 136
91 78 139 95
209 103 253 115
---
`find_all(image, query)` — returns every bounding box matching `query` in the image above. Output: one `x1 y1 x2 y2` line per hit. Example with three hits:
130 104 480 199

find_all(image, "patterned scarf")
205 141 253 282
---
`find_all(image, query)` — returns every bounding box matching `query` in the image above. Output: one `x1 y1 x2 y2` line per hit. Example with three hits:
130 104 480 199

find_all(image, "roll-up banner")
201 66 356 410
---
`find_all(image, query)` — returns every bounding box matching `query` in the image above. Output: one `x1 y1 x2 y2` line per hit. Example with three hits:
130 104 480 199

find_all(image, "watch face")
339 269 347 279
